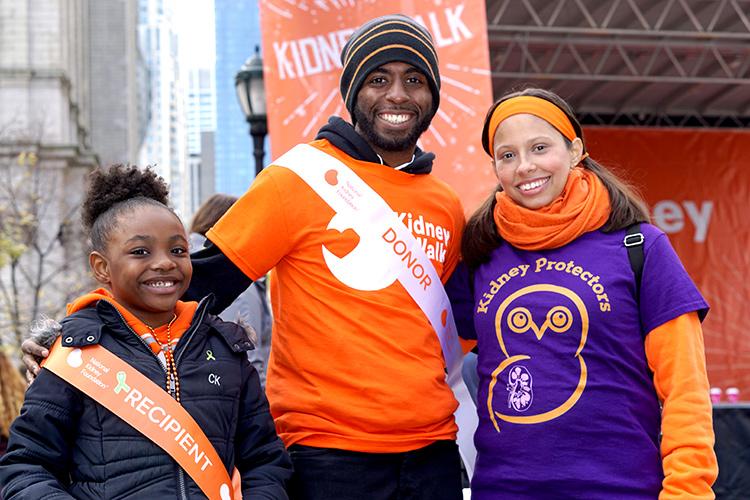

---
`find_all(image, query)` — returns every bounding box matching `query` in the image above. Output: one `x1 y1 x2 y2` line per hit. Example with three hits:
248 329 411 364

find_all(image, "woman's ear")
569 137 584 167
89 251 111 285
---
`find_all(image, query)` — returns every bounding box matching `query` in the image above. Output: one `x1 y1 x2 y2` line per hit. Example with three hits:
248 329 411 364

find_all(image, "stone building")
0 0 145 347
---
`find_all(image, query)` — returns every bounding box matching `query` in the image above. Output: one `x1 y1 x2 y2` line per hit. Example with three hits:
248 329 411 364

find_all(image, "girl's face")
90 204 192 327
492 113 583 210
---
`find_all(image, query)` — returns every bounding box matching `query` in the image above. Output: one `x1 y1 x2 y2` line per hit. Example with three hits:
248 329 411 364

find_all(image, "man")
25 14 467 500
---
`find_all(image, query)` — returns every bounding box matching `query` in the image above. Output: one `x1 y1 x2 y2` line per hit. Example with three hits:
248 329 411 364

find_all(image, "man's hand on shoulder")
22 316 62 382
21 339 49 382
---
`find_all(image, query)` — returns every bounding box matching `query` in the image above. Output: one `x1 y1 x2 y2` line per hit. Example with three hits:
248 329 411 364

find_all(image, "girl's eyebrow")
125 234 152 244
124 234 186 244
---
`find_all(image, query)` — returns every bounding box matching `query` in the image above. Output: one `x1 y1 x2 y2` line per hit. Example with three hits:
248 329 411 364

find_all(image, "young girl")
449 88 717 498
0 165 291 499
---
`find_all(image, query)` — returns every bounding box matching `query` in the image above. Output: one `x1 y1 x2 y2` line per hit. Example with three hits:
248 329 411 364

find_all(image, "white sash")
274 143 477 477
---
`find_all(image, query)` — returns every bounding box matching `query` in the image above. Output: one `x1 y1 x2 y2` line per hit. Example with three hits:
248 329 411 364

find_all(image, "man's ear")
89 251 111 285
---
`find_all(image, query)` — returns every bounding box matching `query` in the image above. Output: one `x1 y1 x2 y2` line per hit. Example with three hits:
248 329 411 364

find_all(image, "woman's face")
492 113 583 210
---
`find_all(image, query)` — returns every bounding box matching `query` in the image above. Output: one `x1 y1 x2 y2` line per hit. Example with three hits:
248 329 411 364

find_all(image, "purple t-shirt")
450 224 707 499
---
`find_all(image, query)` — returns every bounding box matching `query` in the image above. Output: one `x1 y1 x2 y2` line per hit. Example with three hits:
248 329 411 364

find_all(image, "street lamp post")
235 45 267 177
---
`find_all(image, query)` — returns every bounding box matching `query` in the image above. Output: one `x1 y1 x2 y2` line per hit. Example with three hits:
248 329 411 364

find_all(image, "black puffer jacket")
0 299 292 499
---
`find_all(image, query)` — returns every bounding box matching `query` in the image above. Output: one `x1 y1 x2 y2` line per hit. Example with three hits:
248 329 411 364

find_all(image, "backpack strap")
624 223 645 302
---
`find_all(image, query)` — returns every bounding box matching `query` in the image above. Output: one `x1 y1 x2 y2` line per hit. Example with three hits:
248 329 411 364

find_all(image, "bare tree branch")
0 139 90 348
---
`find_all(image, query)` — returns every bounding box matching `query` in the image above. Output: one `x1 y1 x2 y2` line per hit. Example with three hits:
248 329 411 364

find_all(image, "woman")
450 88 717 498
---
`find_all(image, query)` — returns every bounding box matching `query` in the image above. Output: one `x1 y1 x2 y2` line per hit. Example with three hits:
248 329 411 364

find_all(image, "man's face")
353 62 435 157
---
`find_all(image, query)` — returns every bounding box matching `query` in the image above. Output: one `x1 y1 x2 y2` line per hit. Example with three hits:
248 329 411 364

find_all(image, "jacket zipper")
173 303 208 500
106 298 209 500
174 304 209 367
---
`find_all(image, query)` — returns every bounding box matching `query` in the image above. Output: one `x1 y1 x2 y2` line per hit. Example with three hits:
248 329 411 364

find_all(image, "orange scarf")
493 167 611 250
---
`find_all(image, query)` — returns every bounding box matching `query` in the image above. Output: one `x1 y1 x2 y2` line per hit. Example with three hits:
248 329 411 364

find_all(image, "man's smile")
378 112 414 126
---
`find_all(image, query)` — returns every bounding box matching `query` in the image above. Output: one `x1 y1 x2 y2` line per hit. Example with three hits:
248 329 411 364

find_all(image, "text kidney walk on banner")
259 0 495 207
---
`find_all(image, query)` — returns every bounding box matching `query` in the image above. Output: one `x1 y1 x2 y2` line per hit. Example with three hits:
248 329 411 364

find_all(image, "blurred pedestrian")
0 350 25 458
189 193 272 388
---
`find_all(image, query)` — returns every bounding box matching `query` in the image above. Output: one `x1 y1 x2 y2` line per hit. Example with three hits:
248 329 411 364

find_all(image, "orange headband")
485 95 578 158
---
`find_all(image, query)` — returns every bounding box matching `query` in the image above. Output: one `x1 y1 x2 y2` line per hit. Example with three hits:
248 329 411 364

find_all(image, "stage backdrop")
581 128 750 397
258 0 494 205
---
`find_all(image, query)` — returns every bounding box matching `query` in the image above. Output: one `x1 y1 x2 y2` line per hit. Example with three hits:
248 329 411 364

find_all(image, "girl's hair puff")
82 164 171 252
463 87 650 269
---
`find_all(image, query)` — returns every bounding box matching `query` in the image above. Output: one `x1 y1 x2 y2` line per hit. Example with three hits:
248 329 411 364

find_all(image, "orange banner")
259 0 494 205
584 128 749 396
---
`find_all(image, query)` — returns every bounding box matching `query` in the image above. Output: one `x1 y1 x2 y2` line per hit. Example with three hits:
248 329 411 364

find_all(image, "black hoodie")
315 116 434 175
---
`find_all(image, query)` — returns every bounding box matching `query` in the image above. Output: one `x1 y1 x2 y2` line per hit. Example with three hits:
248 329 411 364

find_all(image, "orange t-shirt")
208 139 465 452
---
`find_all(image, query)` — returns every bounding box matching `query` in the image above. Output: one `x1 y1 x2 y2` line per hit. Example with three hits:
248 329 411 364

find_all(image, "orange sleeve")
644 312 718 499
458 337 477 355
207 167 297 281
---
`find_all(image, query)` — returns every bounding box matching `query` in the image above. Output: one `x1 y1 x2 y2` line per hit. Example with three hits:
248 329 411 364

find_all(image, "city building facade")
186 68 216 213
0 0 97 346
137 0 189 215
89 0 148 166
214 0 263 196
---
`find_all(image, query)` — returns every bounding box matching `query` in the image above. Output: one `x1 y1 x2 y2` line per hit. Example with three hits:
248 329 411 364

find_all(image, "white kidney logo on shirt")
322 212 402 291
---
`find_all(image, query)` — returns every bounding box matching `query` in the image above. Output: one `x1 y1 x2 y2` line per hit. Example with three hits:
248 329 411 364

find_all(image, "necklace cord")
148 314 180 402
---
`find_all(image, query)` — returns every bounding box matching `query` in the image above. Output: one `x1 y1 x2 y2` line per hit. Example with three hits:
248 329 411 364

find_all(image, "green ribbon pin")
114 371 131 394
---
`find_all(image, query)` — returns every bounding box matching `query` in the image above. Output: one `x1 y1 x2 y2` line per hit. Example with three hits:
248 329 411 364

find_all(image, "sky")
174 0 216 69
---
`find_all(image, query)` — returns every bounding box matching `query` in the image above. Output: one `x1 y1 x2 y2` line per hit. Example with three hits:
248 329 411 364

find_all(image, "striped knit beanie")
340 14 441 123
